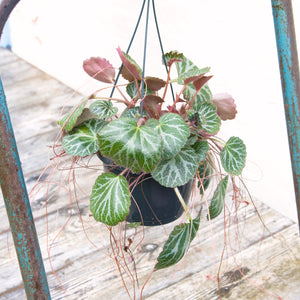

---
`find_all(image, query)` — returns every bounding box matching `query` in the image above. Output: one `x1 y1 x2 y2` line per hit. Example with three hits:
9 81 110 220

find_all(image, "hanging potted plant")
57 47 246 270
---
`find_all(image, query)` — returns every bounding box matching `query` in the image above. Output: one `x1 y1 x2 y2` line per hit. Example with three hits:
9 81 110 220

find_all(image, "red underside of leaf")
83 57 115 83
212 93 237 120
117 47 142 81
145 77 166 92
193 75 213 91
143 95 163 118
167 58 184 67
184 74 206 86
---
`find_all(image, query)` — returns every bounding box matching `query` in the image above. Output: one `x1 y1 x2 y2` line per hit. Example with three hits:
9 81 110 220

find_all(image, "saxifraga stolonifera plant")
57 47 247 270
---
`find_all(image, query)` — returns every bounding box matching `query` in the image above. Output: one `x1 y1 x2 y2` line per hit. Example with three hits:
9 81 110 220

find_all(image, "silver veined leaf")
164 51 184 67
197 160 213 194
195 102 221 134
155 213 200 270
147 113 190 160
99 118 162 173
120 107 149 120
58 100 87 131
126 81 152 99
208 175 229 219
220 137 247 175
151 146 198 188
62 119 106 156
192 140 209 162
90 173 131 226
89 100 118 119
175 55 210 85
183 84 212 109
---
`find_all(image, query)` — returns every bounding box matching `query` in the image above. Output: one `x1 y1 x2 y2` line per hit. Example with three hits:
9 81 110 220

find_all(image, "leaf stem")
92 95 130 106
161 64 172 101
168 84 187 113
134 79 143 100
174 187 192 222
115 86 131 106
183 88 199 119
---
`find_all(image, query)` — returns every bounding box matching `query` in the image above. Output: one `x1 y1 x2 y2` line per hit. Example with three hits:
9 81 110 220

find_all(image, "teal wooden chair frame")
0 0 299 298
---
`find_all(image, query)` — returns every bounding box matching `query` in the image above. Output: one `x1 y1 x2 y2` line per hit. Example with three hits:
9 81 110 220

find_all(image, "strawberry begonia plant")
58 48 246 269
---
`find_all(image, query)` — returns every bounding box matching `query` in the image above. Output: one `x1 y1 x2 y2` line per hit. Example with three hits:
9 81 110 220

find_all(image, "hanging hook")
152 0 175 102
140 0 151 115
111 0 175 112
110 0 147 98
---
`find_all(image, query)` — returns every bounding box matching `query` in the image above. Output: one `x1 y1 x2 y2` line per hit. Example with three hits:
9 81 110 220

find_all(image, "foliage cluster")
58 48 247 269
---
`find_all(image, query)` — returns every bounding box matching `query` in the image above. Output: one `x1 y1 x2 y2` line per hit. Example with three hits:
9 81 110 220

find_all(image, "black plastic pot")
98 154 193 226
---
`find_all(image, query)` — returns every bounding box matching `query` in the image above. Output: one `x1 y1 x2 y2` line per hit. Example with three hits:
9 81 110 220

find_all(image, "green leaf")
99 118 162 173
164 51 184 67
148 113 190 160
183 84 212 107
126 81 152 99
121 107 140 119
120 107 149 120
126 82 138 99
179 68 210 85
220 137 247 175
90 173 131 226
58 100 87 131
185 135 198 146
175 55 210 85
62 119 106 156
152 146 198 188
208 175 229 219
194 103 221 134
155 213 200 270
73 108 98 125
192 140 209 162
89 100 118 119
145 118 159 128
197 161 213 194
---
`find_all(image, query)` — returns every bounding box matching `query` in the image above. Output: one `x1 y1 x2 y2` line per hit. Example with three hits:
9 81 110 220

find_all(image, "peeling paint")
272 0 300 228
0 78 50 298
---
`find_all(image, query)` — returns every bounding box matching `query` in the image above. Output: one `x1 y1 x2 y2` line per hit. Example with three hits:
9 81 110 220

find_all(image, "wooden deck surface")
0 47 300 300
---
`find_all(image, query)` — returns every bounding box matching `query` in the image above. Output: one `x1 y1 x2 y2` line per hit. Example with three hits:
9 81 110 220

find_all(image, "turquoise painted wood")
0 78 51 299
271 0 300 227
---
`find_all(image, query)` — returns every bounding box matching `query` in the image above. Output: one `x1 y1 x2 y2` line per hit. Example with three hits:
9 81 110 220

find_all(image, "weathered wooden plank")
0 198 227 296
0 161 296 299
0 48 82 132
148 224 300 300
1 200 288 299
0 56 46 88
95 205 294 299
0 156 101 231
0 48 19 67
4 76 81 114
0 288 26 300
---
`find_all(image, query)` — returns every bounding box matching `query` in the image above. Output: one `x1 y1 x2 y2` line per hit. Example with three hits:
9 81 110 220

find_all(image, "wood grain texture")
0 48 299 300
